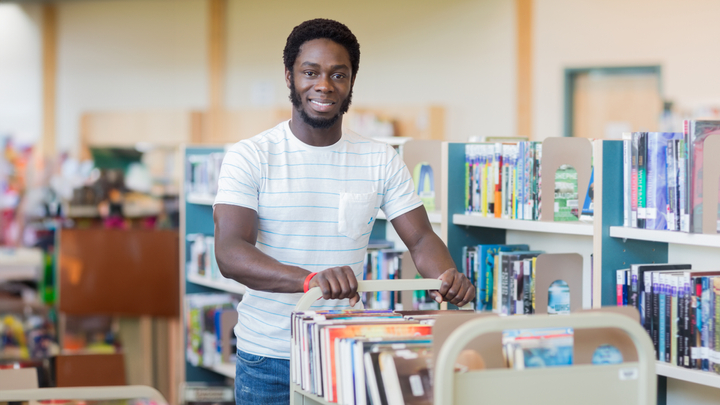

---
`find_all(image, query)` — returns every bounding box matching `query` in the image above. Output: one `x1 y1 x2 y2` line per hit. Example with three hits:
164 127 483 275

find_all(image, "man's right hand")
307 266 360 307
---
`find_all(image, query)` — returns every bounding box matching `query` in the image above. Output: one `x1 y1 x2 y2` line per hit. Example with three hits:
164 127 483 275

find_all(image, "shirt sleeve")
380 144 423 220
213 141 262 211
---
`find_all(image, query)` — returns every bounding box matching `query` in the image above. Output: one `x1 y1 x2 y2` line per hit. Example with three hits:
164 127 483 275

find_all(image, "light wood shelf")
187 273 246 295
201 362 235 378
656 362 720 389
609 226 720 248
186 192 216 206
453 213 594 236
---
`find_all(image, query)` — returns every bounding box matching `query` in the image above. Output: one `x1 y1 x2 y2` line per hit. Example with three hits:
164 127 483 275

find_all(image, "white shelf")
656 362 720 389
201 362 235 378
186 193 216 205
0 247 43 283
187 273 246 295
376 210 442 224
453 213 594 236
609 226 720 248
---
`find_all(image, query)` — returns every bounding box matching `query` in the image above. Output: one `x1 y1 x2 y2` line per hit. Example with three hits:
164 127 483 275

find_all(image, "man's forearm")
215 236 308 293
408 231 457 278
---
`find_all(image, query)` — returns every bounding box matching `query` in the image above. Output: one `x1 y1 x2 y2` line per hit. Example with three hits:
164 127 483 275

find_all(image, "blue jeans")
235 350 290 405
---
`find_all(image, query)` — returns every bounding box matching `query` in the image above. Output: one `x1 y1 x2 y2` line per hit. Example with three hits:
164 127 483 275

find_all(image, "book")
474 244 529 312
636 132 648 229
645 132 684 230
379 347 433 405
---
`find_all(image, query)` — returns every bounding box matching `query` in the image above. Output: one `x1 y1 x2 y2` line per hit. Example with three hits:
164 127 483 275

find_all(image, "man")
213 18 474 405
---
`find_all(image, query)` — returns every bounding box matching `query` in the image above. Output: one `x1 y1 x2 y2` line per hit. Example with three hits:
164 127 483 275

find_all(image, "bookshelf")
180 145 241 384
442 139 720 402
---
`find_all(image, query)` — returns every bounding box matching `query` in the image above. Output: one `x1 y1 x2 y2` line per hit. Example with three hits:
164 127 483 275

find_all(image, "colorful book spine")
659 273 667 362
637 132 647 228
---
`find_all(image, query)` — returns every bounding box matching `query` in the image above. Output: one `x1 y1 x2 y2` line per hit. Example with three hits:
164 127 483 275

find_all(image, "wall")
0 3 42 144
56 0 208 153
534 0 720 140
225 0 517 142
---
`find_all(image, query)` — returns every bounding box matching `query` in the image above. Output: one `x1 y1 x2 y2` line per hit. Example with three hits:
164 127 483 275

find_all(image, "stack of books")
622 120 720 232
291 309 434 405
616 264 720 373
464 142 542 221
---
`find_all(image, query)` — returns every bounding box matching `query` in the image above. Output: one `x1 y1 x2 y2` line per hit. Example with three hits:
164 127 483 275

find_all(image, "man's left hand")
428 268 475 307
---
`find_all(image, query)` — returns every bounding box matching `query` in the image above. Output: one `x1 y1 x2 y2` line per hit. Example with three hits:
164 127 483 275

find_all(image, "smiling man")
213 19 474 405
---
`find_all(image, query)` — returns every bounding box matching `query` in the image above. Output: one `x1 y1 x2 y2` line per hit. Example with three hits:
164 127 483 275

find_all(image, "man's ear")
285 68 292 89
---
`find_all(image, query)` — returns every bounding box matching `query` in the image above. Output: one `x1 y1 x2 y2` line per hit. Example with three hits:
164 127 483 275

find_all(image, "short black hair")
283 18 360 79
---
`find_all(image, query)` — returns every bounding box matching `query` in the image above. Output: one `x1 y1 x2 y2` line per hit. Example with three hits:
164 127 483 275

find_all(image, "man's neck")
288 108 343 147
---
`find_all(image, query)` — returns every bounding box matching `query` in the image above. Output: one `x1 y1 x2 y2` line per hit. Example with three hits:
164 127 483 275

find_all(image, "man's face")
286 38 354 129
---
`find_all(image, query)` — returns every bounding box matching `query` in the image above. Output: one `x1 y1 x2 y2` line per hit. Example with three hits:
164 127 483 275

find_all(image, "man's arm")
390 206 475 306
213 204 360 305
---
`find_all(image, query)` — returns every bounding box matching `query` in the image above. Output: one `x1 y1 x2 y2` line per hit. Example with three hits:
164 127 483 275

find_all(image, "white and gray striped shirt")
214 120 421 359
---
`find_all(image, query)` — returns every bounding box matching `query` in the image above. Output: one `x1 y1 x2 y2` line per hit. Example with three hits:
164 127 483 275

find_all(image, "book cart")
289 279 657 405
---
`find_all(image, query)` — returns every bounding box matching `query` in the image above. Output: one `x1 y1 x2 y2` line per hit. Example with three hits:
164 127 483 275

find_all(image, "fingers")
438 268 476 307
349 292 361 307
311 266 359 302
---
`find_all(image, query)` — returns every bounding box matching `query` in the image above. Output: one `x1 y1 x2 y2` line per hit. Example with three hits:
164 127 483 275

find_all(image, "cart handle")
0 385 167 403
294 278 442 312
433 312 656 405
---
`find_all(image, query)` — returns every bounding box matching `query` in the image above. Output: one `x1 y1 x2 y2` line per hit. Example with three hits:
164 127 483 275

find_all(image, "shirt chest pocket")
338 192 377 240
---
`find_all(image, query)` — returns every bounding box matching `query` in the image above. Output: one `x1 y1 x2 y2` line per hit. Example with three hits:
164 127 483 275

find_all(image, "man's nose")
314 74 333 93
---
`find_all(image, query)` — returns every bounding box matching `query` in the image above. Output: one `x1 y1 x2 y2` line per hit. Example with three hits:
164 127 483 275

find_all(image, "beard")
289 74 353 129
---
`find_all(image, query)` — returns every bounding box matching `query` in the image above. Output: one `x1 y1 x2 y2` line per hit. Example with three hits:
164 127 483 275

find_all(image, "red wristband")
303 272 318 293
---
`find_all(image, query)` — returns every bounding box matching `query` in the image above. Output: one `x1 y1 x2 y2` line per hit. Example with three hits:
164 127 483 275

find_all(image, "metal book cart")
290 279 657 405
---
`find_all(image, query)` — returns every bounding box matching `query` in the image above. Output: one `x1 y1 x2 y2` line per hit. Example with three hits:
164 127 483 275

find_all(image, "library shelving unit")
180 145 243 383
442 139 720 404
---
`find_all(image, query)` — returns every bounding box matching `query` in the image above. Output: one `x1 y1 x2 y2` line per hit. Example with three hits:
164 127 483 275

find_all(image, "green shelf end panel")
446 143 506 270
599 141 668 306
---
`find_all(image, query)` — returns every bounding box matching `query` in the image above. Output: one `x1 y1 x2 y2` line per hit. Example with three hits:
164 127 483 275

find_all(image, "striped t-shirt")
213 120 422 359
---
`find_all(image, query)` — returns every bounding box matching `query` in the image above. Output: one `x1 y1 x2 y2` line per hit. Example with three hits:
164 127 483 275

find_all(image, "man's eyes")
302 71 347 79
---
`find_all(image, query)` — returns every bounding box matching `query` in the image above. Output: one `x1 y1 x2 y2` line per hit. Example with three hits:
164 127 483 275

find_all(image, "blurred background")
0 0 719 404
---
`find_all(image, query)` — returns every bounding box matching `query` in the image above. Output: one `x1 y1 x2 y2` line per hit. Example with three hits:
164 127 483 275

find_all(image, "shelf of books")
181 145 238 386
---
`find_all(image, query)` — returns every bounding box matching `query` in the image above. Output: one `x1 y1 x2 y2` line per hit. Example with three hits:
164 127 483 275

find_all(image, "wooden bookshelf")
453 213 593 236
186 273 245 295
609 226 720 248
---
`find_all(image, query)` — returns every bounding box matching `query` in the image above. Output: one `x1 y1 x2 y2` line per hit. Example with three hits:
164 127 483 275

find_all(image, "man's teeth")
311 100 332 106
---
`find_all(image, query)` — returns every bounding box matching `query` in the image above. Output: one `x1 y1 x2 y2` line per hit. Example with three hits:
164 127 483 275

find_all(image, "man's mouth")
310 99 335 112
